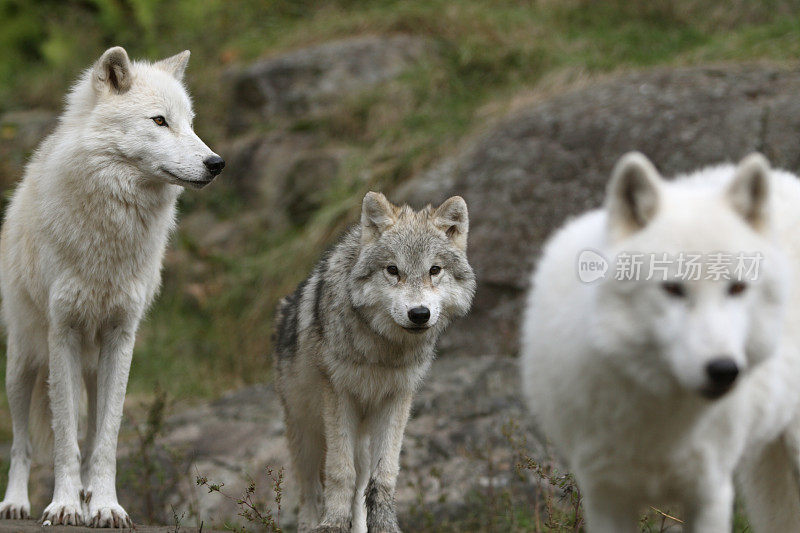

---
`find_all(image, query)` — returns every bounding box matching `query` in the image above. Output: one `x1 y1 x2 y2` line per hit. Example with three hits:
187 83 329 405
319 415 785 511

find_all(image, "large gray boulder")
0 109 57 189
398 66 800 356
229 35 431 130
218 130 349 228
130 355 539 530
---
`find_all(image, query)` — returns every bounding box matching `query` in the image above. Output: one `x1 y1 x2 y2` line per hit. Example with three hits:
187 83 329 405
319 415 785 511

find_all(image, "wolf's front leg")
84 321 137 528
43 320 84 526
315 385 359 533
365 393 412 533
685 479 734 533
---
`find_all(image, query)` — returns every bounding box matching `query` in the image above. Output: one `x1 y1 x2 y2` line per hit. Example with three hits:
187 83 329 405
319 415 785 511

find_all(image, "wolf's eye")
152 116 168 127
386 265 399 276
661 281 686 298
728 281 748 296
429 265 442 276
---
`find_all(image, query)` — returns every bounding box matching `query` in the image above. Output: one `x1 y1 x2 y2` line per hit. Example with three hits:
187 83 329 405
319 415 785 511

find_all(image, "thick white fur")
0 47 221 527
521 153 800 532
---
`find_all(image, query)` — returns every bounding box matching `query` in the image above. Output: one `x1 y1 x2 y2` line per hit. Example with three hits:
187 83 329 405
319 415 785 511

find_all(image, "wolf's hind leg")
80 366 98 518
0 332 37 520
351 434 369 533
286 416 325 532
738 434 800 533
81 368 97 490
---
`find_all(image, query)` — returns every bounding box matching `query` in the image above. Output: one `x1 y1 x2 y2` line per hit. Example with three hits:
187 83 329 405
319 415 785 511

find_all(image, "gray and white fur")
274 192 476 533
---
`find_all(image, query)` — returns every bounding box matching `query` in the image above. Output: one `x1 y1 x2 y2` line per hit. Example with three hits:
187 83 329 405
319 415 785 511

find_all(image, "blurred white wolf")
522 152 800 532
0 47 224 527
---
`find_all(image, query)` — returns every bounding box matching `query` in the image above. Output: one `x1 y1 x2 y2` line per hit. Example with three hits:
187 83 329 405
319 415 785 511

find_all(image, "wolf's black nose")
204 155 225 176
705 357 739 391
408 306 430 325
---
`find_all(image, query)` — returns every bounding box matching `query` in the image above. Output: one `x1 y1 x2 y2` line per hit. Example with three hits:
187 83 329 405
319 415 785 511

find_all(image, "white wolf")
521 152 800 532
0 47 224 527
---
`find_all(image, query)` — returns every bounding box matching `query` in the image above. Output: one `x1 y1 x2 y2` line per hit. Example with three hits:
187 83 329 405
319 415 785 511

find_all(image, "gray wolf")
274 192 476 533
521 152 800 532
0 46 224 527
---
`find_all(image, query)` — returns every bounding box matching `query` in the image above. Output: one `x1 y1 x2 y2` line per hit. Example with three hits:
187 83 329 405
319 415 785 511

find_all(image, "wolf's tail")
272 297 290 341
738 431 800 532
272 292 300 365
28 366 53 463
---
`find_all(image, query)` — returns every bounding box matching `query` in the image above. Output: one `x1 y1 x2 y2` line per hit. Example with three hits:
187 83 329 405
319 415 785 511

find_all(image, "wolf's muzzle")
701 357 739 399
408 306 431 325
203 155 225 176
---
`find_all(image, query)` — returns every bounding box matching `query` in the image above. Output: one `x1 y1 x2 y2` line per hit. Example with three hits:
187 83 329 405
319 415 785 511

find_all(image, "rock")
178 209 258 254
397 65 800 356
217 131 347 227
283 154 341 225
228 35 431 130
0 109 57 189
145 355 541 530
399 356 544 523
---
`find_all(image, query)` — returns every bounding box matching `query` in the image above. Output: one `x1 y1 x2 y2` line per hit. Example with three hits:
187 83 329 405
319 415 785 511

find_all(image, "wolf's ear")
726 153 771 231
94 46 133 94
433 196 469 251
155 50 190 81
361 192 397 245
606 152 662 240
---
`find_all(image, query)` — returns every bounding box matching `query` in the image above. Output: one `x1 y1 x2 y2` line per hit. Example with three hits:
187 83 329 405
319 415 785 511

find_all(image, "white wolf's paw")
88 501 131 528
0 500 30 520
41 500 84 526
